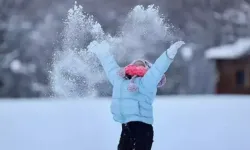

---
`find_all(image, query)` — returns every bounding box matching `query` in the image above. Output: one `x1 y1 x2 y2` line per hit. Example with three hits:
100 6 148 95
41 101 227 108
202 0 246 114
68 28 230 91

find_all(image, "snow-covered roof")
205 38 250 59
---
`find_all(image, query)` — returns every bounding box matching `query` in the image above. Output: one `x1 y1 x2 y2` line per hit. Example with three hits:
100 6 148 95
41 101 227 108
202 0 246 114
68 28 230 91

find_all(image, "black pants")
118 121 154 150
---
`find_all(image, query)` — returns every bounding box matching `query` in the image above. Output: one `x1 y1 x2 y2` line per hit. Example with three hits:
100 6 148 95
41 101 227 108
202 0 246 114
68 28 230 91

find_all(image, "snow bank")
0 95 250 150
205 38 250 59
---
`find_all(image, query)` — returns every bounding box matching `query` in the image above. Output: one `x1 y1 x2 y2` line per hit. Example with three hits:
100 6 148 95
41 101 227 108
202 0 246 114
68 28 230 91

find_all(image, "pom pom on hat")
158 75 166 87
127 76 138 92
127 82 139 92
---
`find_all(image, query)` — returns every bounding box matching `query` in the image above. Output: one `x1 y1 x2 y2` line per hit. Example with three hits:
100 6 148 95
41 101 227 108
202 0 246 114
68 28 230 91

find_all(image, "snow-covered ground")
0 95 250 150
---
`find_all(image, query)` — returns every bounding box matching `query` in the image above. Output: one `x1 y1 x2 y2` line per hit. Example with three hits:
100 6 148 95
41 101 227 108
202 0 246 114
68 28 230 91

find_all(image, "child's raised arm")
141 41 185 91
87 40 121 85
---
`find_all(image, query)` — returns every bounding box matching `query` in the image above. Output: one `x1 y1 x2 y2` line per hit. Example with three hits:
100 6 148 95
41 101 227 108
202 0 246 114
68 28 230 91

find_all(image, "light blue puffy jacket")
95 49 174 125
90 39 186 125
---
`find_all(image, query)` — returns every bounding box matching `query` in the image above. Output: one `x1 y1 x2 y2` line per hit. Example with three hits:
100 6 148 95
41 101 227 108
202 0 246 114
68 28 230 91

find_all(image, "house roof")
205 38 250 59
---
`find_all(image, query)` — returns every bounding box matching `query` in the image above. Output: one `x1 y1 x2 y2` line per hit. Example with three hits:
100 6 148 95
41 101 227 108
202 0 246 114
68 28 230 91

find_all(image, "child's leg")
117 121 154 150
118 124 133 150
129 121 153 150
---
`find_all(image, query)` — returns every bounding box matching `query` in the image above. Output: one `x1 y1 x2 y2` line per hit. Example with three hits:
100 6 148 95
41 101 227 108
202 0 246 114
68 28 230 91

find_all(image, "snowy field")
0 95 250 150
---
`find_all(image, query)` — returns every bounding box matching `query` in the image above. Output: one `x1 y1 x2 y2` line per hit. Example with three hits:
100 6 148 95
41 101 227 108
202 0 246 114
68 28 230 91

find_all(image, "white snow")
52 3 173 97
222 8 247 25
10 59 22 72
214 2 250 25
0 95 250 150
180 44 194 61
9 60 36 74
205 38 250 59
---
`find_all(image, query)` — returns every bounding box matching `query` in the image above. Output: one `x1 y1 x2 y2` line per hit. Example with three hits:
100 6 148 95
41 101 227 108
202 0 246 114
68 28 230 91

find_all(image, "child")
88 40 185 150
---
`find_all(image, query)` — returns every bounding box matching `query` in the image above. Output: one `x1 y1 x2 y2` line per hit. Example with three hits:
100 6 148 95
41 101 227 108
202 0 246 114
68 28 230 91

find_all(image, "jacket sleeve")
140 51 173 90
140 41 184 91
95 51 121 85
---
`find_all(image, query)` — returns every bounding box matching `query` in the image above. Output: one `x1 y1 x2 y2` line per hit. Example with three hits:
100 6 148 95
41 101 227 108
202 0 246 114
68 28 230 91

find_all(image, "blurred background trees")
0 0 250 97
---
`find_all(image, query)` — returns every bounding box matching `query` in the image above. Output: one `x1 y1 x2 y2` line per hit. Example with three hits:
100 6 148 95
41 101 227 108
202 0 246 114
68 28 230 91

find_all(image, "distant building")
205 38 250 94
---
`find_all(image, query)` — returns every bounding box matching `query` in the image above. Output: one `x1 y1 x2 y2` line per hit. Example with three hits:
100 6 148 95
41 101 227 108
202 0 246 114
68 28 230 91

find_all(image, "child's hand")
87 40 110 55
166 41 185 59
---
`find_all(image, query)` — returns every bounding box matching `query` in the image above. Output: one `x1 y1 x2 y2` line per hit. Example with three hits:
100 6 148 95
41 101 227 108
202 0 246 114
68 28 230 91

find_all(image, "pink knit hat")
117 59 166 92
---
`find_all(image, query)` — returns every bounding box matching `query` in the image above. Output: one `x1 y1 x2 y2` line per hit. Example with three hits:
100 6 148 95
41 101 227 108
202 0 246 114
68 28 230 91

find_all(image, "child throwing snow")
88 40 185 150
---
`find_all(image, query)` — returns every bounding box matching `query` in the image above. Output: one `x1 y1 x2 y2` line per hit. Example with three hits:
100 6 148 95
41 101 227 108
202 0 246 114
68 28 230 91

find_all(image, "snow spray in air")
50 1 175 98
